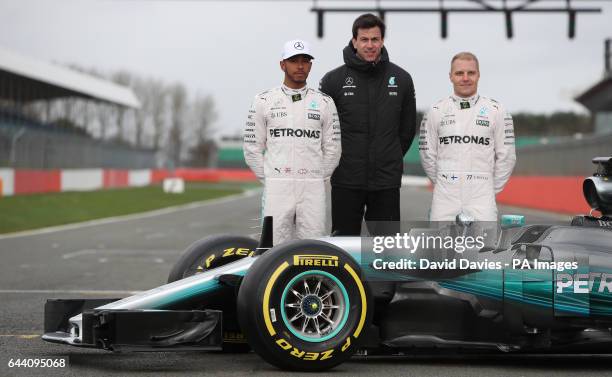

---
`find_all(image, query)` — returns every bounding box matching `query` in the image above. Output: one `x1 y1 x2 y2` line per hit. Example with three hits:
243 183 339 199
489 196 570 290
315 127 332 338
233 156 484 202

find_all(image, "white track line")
0 189 260 240
0 335 40 338
61 249 179 260
61 249 97 260
0 289 140 295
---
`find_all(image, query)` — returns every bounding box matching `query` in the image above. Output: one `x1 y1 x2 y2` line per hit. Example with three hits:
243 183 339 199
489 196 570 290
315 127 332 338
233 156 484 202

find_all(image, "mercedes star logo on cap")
294 41 304 50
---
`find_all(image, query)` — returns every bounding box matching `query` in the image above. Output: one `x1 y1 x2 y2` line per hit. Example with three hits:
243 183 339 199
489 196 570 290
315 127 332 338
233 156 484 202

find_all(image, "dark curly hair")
352 13 386 39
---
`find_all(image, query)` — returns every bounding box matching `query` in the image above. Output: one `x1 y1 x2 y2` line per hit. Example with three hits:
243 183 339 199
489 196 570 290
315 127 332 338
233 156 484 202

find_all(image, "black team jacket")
319 42 416 191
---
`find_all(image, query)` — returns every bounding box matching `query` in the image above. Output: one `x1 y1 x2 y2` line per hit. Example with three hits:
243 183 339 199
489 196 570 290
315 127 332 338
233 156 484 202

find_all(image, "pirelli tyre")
167 234 257 283
237 240 371 371
167 234 257 353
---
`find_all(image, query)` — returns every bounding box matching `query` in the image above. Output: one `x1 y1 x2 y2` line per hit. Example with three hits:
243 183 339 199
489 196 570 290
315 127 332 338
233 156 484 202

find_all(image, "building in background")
576 38 612 135
0 46 156 169
215 135 247 169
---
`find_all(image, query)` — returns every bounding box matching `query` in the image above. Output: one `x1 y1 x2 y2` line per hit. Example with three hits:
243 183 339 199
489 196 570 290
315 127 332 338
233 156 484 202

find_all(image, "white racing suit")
243 85 341 245
419 94 516 221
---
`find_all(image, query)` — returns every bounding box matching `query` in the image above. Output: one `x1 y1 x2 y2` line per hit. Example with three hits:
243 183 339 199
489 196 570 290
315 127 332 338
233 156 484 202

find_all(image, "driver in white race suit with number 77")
419 52 516 222
243 39 341 245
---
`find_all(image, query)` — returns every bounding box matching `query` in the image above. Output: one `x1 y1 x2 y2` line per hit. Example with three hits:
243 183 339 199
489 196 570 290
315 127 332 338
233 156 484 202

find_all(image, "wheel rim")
280 270 349 342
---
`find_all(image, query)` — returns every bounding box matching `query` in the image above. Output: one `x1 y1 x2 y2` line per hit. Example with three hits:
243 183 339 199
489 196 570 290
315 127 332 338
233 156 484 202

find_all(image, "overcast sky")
0 0 610 137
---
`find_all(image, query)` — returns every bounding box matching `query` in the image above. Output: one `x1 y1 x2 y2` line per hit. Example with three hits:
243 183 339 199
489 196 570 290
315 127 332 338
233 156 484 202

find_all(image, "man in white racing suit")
243 39 341 245
419 52 516 221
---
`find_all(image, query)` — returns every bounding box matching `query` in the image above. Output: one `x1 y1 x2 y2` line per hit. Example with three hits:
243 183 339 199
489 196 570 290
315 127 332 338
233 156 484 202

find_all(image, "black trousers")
331 186 400 236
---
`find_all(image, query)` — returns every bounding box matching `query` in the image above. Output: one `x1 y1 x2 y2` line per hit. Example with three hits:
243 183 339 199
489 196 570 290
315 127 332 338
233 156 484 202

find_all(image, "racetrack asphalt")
3 186 608 377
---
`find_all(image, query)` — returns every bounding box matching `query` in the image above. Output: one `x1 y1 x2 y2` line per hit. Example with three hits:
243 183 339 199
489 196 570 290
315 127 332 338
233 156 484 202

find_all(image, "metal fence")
513 133 612 176
0 113 157 169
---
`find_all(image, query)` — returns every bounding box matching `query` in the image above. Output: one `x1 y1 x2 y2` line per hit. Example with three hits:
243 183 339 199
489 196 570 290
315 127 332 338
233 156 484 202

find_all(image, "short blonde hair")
450 52 479 71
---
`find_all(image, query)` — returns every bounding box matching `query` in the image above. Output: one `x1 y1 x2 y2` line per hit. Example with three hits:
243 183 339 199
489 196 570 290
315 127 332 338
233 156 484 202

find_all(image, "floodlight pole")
9 128 26 166
606 38 611 77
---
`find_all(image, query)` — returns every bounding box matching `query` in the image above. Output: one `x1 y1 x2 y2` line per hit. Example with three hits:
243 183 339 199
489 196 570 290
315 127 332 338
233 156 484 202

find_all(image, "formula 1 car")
42 157 612 371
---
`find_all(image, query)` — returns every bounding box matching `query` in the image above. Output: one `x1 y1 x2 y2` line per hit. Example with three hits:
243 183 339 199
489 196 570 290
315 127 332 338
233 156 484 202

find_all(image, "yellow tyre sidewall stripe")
343 263 367 338
263 261 289 336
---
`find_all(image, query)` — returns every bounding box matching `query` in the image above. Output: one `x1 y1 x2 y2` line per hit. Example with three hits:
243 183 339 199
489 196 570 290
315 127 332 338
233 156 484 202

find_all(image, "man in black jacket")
319 13 416 235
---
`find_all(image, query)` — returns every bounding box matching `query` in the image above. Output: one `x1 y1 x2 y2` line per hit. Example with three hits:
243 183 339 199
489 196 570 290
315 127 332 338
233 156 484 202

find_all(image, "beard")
289 73 307 83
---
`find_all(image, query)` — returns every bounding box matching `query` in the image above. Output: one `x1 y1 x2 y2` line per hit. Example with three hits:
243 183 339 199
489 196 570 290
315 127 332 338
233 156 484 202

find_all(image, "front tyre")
167 234 257 352
237 240 371 371
167 234 257 283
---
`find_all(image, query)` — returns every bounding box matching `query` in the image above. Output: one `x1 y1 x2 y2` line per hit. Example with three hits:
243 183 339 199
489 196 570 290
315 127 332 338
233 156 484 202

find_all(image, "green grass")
0 182 256 234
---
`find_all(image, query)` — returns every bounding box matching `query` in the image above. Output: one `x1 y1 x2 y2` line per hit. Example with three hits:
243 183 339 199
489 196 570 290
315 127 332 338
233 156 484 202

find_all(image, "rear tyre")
237 240 371 371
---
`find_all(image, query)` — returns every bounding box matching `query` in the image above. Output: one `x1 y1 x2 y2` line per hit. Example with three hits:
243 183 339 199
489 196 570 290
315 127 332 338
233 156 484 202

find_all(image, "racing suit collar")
281 84 308 97
343 40 389 73
450 93 480 110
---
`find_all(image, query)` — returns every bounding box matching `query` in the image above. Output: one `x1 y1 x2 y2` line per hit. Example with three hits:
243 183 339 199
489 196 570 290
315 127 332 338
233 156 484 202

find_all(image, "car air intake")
583 157 612 217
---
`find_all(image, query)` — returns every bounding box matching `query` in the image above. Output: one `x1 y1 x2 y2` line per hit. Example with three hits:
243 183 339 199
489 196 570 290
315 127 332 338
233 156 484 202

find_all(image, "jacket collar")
450 93 480 110
281 84 308 97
